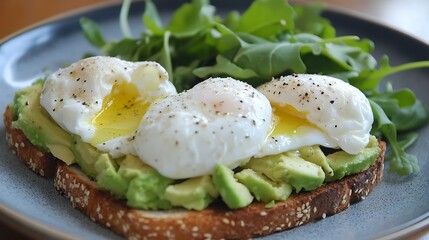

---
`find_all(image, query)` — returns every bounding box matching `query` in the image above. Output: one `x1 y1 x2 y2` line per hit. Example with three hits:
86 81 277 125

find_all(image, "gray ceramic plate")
0 1 428 239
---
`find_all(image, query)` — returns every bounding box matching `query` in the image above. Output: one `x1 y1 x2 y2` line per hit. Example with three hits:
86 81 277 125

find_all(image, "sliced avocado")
326 140 380 181
246 154 325 192
46 144 75 165
212 164 254 209
118 155 154 180
298 146 334 177
11 80 74 164
70 135 100 178
165 176 219 210
235 169 292 203
120 155 174 210
94 153 128 196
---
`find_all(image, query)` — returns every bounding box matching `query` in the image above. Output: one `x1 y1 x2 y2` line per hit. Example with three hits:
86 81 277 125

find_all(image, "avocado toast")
3 56 386 239
4 104 386 239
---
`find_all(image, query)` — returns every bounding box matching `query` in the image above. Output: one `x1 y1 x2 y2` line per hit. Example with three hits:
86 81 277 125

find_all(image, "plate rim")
0 1 428 239
0 205 78 240
0 0 120 45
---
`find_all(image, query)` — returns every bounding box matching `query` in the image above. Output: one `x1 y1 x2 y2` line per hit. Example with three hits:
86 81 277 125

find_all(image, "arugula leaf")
164 0 215 37
80 17 106 48
293 3 335 38
397 132 419 150
234 41 307 77
370 100 420 175
193 55 259 79
350 55 429 90
369 82 429 131
235 0 294 39
103 38 139 59
142 0 163 35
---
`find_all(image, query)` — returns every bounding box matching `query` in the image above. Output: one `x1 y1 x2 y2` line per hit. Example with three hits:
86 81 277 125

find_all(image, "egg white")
133 77 273 179
40 56 177 157
256 74 373 157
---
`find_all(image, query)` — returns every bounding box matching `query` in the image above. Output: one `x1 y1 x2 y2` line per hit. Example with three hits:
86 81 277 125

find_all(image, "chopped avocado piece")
298 146 334 177
367 135 379 148
246 154 325 192
326 143 381 181
70 135 100 178
126 172 174 210
212 164 254 209
11 80 74 164
120 155 174 210
118 155 154 180
46 144 75 165
235 169 292 203
94 153 128 196
265 200 276 208
165 176 219 210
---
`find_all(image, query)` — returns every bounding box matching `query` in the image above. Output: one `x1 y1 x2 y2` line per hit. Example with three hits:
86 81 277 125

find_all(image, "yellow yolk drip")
91 81 149 145
269 105 313 137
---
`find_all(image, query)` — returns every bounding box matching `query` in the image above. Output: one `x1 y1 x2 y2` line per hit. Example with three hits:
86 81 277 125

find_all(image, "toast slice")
3 105 386 239
4 106 58 177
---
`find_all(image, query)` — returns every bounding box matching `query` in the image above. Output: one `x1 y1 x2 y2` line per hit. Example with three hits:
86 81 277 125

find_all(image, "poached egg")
256 74 373 157
40 56 177 157
133 77 272 179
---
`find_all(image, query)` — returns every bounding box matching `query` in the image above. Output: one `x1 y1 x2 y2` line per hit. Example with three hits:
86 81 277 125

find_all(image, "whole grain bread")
4 106 58 177
3 105 386 239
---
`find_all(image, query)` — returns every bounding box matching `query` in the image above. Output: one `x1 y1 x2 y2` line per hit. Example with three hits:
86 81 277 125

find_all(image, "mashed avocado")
11 83 381 210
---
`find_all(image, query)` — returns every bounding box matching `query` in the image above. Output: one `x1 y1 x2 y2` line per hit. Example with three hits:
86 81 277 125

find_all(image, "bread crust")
3 105 386 239
3 106 58 177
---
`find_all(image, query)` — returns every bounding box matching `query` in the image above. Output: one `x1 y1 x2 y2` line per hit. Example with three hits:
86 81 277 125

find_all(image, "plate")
1 1 428 239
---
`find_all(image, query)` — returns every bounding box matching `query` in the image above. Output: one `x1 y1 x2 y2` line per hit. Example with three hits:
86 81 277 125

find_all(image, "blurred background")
0 0 428 43
0 0 428 239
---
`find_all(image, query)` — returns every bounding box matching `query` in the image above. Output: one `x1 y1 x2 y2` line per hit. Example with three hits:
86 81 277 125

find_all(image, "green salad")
80 0 429 176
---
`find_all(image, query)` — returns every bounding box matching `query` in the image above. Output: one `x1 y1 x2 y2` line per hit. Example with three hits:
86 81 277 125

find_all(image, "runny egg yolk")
269 105 317 137
90 81 150 145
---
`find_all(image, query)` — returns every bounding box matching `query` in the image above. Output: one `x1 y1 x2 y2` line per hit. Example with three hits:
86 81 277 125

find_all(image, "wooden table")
0 0 428 239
